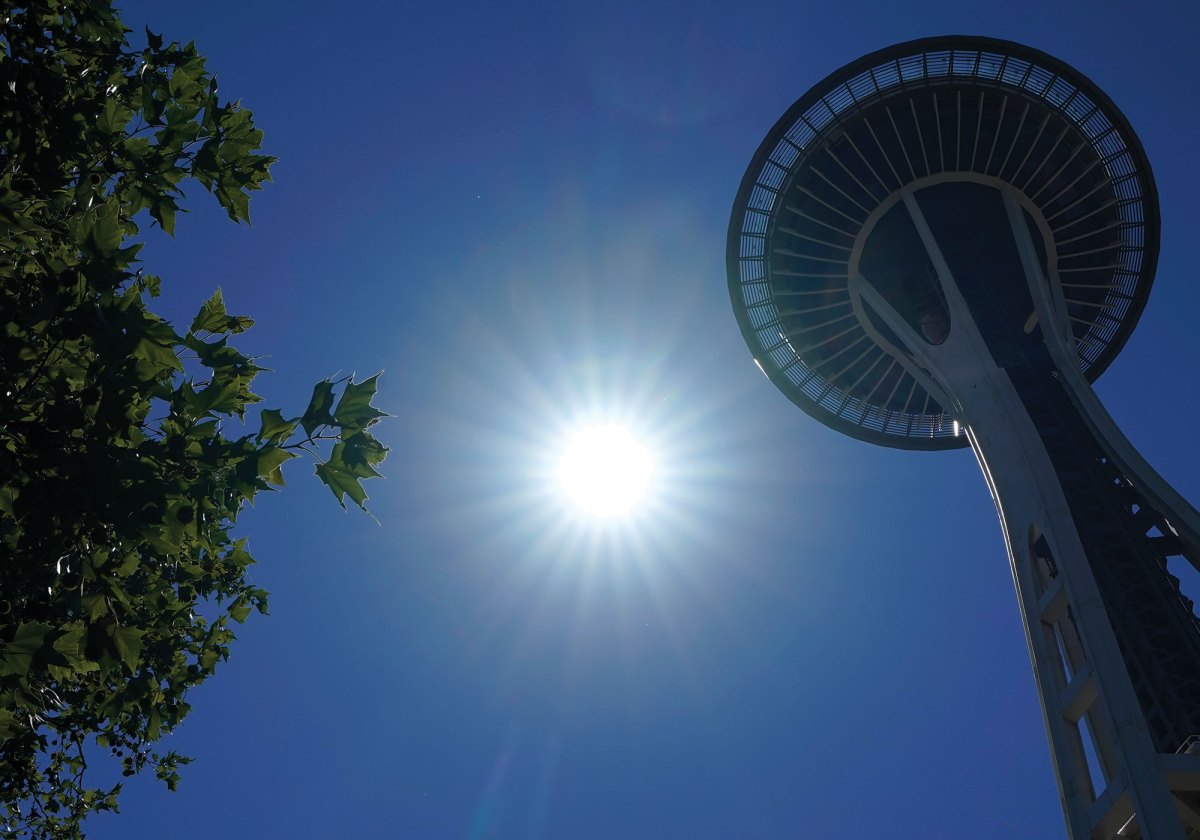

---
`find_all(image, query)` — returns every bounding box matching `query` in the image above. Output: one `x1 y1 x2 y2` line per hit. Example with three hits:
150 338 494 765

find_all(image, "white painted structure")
726 37 1200 839
848 176 1200 838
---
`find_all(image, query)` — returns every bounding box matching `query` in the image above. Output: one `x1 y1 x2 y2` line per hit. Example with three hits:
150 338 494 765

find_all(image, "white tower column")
849 180 1200 839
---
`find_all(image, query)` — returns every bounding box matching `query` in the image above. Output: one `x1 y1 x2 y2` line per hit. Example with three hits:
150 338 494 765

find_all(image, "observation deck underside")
728 36 1158 449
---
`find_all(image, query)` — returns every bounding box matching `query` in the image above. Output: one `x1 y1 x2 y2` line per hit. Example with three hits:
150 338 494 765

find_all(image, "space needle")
726 36 1200 838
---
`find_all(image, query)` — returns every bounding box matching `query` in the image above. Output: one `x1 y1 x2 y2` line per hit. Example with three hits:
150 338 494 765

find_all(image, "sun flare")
557 425 652 517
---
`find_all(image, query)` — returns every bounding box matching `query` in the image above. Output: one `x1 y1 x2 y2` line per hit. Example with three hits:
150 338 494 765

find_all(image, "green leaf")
114 551 140 576
257 408 298 445
82 594 109 622
228 599 252 623
131 335 183 373
300 379 335 437
329 434 387 483
226 538 255 569
0 622 53 677
150 195 178 236
108 625 145 672
191 378 243 414
198 648 220 672
214 183 251 223
0 485 18 517
340 430 389 470
0 709 21 740
182 289 253 338
332 373 388 433
85 199 124 258
314 460 369 510
52 622 97 671
98 97 132 135
256 446 297 486
190 288 228 333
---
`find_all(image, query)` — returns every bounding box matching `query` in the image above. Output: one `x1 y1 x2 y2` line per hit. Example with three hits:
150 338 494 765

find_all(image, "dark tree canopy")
0 2 388 835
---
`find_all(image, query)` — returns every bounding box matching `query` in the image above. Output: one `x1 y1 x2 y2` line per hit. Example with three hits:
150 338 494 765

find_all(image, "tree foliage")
0 3 388 835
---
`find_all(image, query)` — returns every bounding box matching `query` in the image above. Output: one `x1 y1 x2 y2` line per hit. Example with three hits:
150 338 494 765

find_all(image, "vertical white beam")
847 181 1190 839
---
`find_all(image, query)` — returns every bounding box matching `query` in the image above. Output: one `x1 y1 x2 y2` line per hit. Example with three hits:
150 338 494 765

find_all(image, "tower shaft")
726 37 1200 837
853 178 1200 838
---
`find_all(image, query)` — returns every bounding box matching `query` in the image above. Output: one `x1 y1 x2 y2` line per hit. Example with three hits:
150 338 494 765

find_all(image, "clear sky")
88 1 1200 838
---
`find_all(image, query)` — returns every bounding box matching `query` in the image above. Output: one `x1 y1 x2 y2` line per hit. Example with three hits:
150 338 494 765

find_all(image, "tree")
0 3 388 835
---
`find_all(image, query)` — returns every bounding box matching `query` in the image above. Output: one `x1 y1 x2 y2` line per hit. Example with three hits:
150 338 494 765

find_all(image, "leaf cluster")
0 3 388 836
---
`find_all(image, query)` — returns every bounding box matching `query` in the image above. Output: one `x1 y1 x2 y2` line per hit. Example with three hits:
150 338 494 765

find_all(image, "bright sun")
557 425 652 517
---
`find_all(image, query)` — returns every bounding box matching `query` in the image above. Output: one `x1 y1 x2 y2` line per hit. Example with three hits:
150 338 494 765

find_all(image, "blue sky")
88 1 1200 837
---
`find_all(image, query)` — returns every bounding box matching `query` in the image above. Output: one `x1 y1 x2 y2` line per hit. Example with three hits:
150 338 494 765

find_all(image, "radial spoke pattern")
728 37 1158 449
